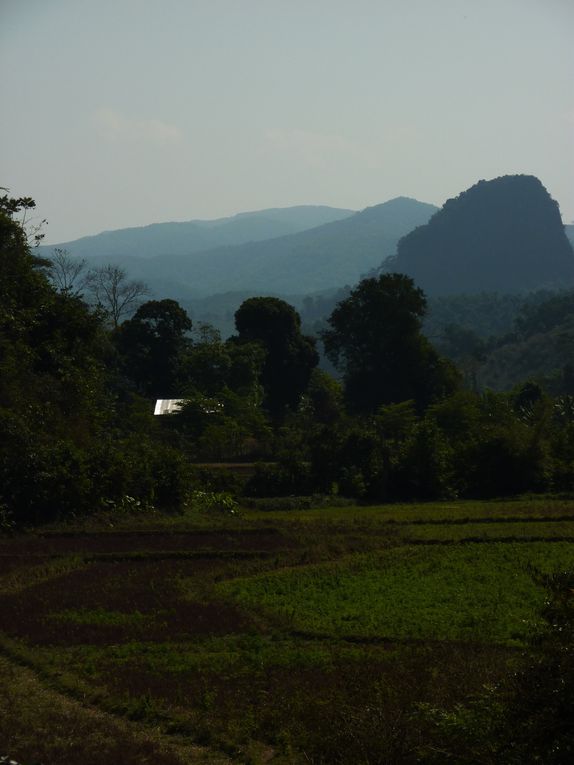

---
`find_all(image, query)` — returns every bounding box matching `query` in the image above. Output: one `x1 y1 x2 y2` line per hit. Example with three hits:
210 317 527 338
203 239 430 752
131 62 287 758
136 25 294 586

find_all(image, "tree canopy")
234 297 318 419
116 298 192 397
323 274 459 413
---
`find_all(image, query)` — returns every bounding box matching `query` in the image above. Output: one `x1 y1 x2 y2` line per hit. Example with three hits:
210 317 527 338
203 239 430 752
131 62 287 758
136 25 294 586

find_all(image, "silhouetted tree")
234 297 318 419
323 274 459 413
47 248 88 296
116 298 192 396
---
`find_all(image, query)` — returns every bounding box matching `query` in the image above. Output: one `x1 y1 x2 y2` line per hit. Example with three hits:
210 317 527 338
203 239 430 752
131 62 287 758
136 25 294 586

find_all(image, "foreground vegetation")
2 194 574 762
1 497 573 763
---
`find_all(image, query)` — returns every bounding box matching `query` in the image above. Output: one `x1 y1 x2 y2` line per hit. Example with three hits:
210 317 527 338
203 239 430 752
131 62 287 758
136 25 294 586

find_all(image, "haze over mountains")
48 206 355 260
42 176 574 322
42 197 438 298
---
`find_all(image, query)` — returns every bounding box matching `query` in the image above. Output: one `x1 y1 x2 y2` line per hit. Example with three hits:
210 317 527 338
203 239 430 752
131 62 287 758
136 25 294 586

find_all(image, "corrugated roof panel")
154 399 185 415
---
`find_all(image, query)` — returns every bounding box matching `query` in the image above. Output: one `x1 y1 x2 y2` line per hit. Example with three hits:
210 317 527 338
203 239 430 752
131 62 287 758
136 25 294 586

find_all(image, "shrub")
419 569 574 764
188 490 240 516
243 495 354 511
243 460 312 497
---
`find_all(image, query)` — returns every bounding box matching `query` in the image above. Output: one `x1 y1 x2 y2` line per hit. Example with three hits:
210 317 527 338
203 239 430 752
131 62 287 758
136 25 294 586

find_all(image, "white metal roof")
154 399 185 415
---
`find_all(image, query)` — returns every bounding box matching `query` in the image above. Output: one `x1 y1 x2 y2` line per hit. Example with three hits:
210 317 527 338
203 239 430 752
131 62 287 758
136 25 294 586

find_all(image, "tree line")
2 193 574 527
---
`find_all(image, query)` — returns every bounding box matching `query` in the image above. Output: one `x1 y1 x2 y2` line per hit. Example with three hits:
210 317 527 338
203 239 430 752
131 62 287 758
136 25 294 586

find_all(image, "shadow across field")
0 559 260 646
1 498 573 763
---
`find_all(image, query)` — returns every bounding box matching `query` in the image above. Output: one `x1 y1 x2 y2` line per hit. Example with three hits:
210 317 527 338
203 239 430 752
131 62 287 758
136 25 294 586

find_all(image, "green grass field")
218 542 574 644
0 496 573 763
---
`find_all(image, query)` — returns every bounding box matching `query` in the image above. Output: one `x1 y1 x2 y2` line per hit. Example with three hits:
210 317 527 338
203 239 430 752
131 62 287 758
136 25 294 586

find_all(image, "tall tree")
234 297 318 419
116 298 192 396
0 195 110 522
86 264 149 327
323 274 459 413
47 248 88 296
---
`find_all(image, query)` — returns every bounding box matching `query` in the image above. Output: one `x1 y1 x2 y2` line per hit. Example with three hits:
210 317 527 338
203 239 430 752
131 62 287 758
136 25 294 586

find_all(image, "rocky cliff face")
389 175 574 295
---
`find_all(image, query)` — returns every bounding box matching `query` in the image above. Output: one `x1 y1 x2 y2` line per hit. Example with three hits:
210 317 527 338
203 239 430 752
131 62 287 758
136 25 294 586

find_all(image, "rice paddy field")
1 496 573 764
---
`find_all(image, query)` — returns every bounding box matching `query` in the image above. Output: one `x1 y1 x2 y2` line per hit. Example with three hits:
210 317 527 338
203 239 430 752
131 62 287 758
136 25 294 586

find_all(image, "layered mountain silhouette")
43 178 572 307
385 175 574 295
44 206 355 260
45 198 438 297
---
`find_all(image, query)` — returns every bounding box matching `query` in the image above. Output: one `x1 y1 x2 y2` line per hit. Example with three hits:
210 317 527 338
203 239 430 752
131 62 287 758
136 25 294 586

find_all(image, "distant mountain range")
44 206 355 260
41 180 574 338
42 197 438 298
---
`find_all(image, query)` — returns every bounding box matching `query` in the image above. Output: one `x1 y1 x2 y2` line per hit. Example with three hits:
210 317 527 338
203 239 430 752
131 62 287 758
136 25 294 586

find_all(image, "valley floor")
1 497 573 764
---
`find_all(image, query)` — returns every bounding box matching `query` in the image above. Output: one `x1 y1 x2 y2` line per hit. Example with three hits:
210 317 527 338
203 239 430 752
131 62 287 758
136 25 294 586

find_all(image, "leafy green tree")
0 196 190 523
393 420 455 500
116 298 192 396
300 368 345 425
182 327 265 404
323 274 459 413
234 297 318 419
515 291 574 338
0 196 111 522
0 191 47 247
435 323 486 390
172 387 270 461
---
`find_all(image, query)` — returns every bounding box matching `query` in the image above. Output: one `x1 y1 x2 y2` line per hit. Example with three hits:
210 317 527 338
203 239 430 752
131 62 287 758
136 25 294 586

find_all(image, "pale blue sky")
2 0 573 243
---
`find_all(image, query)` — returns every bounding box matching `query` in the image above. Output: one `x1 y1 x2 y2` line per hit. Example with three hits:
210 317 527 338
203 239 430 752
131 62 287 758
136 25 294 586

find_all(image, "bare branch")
47 248 88 296
85 264 150 327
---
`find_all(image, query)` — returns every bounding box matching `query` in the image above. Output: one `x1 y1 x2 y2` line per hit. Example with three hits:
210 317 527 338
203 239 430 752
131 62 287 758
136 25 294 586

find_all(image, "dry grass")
0 655 229 765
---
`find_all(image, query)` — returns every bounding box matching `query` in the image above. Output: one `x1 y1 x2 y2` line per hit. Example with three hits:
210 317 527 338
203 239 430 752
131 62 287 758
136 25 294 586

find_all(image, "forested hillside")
387 175 574 295
477 291 574 391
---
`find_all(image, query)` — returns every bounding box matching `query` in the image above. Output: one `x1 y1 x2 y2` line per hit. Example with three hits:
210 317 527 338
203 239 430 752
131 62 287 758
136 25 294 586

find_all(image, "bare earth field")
1 497 573 764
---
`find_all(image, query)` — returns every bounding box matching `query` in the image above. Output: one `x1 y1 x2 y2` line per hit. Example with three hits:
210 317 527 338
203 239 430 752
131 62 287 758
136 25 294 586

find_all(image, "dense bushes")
419 569 574 764
3 192 574 525
0 197 191 526
300 391 574 503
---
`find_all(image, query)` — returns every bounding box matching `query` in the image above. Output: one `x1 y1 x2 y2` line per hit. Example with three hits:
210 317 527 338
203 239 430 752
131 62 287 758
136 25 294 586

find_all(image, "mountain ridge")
42 205 356 260
44 197 438 298
138 196 439 296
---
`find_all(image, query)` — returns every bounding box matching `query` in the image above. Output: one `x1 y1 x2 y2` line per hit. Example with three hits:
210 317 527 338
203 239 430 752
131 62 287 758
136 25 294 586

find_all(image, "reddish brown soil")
0 559 258 645
0 555 51 576
0 529 291 557
94 640 512 757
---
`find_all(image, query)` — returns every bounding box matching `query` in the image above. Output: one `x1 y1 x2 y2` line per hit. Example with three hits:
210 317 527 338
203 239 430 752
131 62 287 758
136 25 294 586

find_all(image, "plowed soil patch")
0 559 255 645
97 641 511 749
0 555 52 576
0 530 289 557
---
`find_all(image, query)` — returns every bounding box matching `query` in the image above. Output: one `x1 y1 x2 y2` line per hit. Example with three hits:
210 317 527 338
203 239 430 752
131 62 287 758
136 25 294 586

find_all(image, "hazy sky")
2 0 573 243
